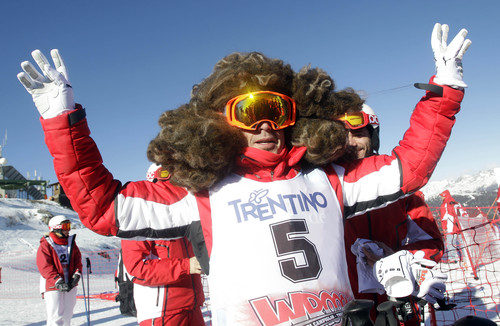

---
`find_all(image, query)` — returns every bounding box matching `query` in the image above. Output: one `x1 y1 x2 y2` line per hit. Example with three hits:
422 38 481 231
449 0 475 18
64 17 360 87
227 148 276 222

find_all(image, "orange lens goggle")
55 222 71 231
336 111 379 130
225 91 296 131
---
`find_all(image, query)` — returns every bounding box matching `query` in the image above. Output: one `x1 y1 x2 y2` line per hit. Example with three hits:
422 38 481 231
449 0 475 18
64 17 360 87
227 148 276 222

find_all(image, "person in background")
439 190 465 263
496 184 500 215
114 248 137 317
119 164 205 326
340 104 445 325
36 215 82 326
494 168 500 215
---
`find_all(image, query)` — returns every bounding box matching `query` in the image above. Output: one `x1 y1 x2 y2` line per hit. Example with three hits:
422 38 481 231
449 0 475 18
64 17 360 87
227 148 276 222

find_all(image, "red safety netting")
428 205 500 325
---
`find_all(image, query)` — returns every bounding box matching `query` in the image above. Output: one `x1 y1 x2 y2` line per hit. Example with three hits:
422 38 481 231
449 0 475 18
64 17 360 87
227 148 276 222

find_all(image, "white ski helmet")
48 215 70 232
146 163 161 182
361 104 380 154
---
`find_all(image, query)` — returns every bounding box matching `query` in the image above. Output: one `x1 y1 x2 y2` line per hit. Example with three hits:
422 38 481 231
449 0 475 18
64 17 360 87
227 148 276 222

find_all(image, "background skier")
36 215 82 326
340 104 444 325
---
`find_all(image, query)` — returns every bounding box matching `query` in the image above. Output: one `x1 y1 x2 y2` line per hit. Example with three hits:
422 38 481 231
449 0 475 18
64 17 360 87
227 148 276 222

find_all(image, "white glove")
431 23 471 89
374 250 415 298
17 49 75 119
412 267 447 304
375 250 445 301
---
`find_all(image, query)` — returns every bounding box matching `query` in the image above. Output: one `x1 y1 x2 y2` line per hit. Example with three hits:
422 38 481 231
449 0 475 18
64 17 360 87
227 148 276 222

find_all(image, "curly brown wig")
189 52 295 113
290 65 364 165
147 105 246 192
147 52 364 191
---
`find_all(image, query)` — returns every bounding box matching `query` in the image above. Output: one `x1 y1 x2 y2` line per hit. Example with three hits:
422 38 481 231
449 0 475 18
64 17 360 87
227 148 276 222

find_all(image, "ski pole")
81 263 89 325
86 257 92 325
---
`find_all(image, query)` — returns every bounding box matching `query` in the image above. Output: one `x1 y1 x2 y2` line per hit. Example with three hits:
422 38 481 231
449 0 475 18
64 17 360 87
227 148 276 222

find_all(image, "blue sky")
1 1 499 186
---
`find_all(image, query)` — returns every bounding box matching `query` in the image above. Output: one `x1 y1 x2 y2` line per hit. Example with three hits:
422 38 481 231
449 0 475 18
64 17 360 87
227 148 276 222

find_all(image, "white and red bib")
208 168 353 325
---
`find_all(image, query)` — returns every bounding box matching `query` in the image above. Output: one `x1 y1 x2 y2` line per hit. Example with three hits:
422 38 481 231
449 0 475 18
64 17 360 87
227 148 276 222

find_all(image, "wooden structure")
48 182 73 209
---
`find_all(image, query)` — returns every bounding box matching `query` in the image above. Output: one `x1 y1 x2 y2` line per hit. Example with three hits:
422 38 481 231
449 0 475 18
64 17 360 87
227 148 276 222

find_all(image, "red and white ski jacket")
121 239 204 323
344 191 443 316
496 186 500 214
36 233 82 293
439 190 465 234
40 79 463 325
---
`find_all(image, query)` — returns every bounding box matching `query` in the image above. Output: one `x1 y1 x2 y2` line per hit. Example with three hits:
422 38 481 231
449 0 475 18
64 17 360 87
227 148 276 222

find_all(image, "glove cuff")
68 105 86 126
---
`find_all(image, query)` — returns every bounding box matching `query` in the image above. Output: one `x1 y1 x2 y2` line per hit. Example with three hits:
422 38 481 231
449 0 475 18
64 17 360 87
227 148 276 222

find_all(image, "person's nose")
257 122 273 131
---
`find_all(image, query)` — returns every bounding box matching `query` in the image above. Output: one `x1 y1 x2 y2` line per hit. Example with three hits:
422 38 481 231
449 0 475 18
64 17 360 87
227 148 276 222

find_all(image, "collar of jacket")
49 232 68 245
235 146 307 181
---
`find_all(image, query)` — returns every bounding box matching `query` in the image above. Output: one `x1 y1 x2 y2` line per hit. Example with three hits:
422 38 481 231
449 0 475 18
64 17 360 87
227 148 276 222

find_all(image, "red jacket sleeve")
340 79 463 218
400 192 444 262
121 240 191 287
395 79 463 193
41 107 193 239
41 106 120 236
36 238 61 284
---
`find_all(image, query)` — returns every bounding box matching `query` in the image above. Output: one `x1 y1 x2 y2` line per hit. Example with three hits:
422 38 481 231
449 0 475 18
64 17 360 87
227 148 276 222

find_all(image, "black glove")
55 278 70 292
69 272 81 289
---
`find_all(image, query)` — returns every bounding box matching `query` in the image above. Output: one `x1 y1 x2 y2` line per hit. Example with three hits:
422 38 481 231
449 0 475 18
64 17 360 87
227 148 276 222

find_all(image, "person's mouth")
256 138 277 144
255 137 278 150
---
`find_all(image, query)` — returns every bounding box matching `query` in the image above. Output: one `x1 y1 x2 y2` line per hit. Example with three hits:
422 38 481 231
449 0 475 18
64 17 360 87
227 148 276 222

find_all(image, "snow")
0 297 136 326
432 261 500 325
421 168 499 200
0 198 135 325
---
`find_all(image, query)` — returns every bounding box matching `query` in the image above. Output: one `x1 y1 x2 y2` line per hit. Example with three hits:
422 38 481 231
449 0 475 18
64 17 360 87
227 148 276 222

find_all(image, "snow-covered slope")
0 198 133 325
0 198 120 254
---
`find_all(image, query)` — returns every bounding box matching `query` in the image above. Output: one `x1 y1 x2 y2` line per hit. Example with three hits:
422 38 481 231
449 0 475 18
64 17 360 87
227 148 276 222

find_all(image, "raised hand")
431 23 472 89
17 49 75 118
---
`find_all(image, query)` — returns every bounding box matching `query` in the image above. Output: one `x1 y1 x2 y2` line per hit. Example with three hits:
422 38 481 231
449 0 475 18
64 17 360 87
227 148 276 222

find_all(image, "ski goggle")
54 221 71 231
154 168 170 181
336 111 379 130
224 91 296 131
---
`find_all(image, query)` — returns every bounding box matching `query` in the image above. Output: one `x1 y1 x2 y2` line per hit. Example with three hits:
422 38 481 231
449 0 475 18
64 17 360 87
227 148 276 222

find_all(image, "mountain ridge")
421 168 499 208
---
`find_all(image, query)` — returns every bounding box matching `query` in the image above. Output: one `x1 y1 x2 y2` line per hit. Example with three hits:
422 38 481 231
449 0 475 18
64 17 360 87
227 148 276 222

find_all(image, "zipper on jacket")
162 284 169 320
162 242 170 315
